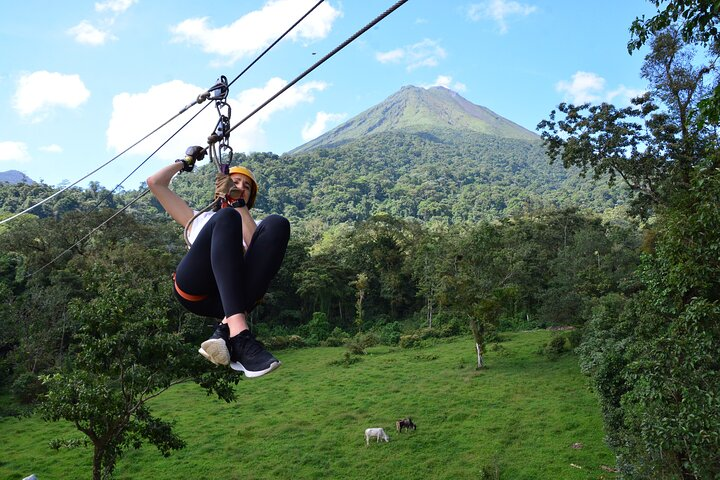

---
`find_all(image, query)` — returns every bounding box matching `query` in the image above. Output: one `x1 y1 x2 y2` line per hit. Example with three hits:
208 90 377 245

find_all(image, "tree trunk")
475 342 484 369
93 444 103 480
427 296 433 328
470 318 485 369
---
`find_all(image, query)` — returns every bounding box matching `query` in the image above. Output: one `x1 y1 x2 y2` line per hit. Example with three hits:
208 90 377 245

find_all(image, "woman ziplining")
146 151 290 378
16 0 410 369
140 0 408 377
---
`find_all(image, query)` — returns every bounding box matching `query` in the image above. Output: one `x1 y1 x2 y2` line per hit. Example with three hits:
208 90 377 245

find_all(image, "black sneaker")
228 330 281 378
198 322 230 366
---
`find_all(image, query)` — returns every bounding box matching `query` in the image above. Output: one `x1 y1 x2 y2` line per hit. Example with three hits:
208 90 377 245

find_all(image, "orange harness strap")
172 272 209 302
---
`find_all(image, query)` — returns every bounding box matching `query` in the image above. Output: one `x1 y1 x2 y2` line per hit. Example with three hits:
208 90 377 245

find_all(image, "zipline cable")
92 0 327 209
15 1 334 275
90 101 214 211
17 0 409 276
225 0 409 137
3 1 328 223
0 101 208 226
226 0 325 90
26 189 150 277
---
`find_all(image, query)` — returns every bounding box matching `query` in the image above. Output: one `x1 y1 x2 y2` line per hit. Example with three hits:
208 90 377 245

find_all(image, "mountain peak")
0 170 35 185
290 85 538 154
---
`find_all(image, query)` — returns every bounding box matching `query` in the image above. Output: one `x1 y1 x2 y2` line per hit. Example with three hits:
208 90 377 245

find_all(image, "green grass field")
0 330 617 480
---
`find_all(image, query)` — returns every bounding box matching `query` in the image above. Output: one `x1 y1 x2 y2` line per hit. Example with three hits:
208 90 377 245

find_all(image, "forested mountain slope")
290 85 538 154
165 86 626 224
0 85 626 224
231 131 625 224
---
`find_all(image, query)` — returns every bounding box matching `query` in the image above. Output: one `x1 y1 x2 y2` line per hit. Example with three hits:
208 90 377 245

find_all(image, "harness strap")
172 272 209 302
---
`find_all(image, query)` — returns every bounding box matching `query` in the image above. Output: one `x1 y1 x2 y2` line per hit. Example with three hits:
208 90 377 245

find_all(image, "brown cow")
396 417 416 432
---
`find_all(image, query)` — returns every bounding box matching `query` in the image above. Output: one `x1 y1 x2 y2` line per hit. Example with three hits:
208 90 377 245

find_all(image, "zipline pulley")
204 75 233 175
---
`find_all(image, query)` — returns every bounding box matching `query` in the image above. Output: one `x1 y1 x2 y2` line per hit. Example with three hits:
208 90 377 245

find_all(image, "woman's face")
229 173 253 203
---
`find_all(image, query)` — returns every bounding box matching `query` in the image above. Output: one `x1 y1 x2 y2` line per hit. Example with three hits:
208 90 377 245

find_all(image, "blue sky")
0 0 656 189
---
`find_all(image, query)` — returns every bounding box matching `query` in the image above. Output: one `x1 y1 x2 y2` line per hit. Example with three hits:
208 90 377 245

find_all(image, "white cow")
365 427 390 445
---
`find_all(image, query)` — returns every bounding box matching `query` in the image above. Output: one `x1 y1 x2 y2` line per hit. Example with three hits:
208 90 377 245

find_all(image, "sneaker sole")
198 339 230 366
229 360 281 378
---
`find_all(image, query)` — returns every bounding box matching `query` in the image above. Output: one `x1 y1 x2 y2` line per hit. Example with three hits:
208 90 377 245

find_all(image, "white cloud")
556 71 605 104
301 111 347 141
467 0 537 34
170 0 341 65
67 20 116 46
95 0 137 13
556 71 645 105
376 48 405 64
39 144 63 153
607 85 646 105
0 142 30 162
107 78 329 159
67 1 136 45
424 75 467 92
376 39 446 71
13 71 90 120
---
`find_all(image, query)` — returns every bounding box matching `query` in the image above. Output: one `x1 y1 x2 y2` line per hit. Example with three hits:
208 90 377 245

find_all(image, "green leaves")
579 167 720 478
36 257 239 479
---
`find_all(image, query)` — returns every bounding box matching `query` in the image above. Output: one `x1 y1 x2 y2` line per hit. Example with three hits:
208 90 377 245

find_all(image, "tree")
351 272 369 331
538 28 718 218
441 222 525 368
406 224 444 328
579 169 720 479
345 215 419 321
547 14 720 478
41 273 239 480
628 0 720 122
294 252 351 323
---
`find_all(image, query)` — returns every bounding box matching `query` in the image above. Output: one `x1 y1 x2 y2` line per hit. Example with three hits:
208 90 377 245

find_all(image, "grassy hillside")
0 331 616 479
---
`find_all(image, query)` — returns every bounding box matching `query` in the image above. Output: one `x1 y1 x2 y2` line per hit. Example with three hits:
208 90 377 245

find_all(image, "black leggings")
173 208 290 319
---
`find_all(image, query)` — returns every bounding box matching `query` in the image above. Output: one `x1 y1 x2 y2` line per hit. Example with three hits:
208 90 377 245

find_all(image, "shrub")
306 312 331 342
265 334 306 350
426 311 466 333
566 327 583 349
377 321 403 345
498 313 542 331
543 334 567 360
49 437 88 451
399 333 422 349
323 327 350 347
345 332 378 355
328 351 362 367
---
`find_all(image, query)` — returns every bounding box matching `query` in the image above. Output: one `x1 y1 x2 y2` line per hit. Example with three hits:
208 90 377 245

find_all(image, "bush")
323 327 350 347
306 312 331 342
498 313 543 331
436 321 463 338
377 321 403 345
345 332 379 355
265 334 306 350
398 333 422 349
49 437 88 451
566 327 583 349
328 351 362 367
427 311 465 333
543 334 568 360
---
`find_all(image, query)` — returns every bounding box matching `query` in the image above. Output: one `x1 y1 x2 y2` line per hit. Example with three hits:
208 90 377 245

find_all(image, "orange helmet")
228 166 258 208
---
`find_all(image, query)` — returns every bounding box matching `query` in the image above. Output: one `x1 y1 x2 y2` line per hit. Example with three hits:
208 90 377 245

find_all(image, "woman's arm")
146 162 194 228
